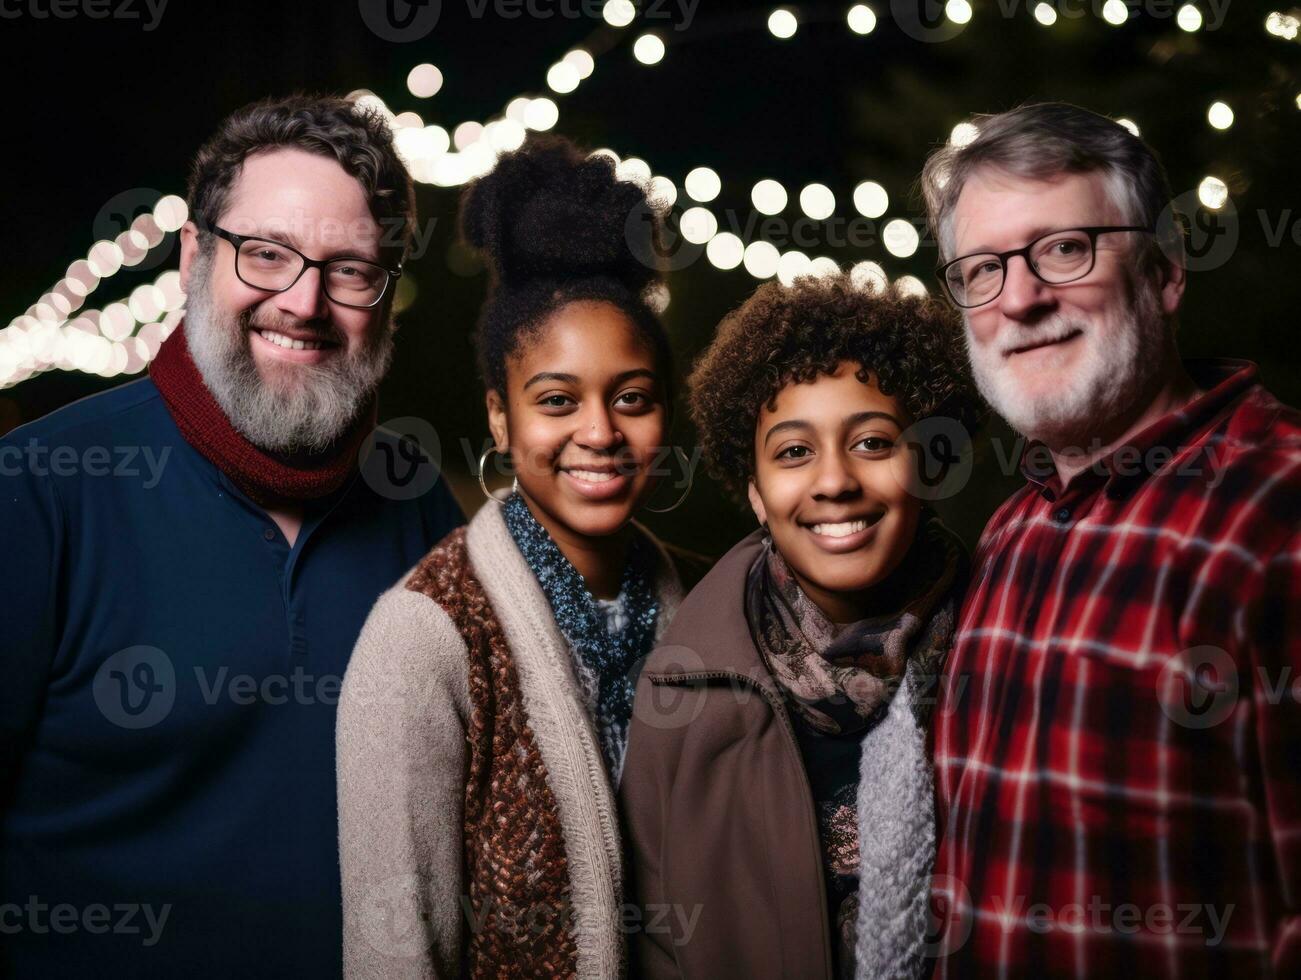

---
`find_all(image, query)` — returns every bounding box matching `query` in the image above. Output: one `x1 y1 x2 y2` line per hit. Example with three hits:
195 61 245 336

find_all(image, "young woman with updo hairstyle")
336 135 707 978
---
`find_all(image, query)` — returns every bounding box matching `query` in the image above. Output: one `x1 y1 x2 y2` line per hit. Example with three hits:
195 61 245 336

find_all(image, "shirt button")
263 528 276 541
1054 507 1071 523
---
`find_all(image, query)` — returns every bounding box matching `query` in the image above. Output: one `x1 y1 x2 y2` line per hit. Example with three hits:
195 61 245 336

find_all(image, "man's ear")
485 389 509 453
178 221 200 293
746 479 767 528
1157 257 1186 317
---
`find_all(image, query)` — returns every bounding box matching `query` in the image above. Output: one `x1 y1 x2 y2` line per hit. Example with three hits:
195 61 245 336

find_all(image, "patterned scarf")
745 512 964 736
745 512 964 977
501 492 660 786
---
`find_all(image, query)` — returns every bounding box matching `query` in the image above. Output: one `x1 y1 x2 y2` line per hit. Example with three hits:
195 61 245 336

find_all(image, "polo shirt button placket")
263 527 276 542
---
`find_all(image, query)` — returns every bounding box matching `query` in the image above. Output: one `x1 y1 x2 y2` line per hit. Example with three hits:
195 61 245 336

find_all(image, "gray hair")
186 93 416 265
919 102 1180 276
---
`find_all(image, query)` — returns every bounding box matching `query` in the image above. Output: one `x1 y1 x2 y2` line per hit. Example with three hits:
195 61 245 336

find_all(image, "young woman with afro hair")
620 274 985 980
337 134 708 978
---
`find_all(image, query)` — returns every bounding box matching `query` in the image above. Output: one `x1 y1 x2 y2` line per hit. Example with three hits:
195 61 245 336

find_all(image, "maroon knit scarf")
149 321 376 507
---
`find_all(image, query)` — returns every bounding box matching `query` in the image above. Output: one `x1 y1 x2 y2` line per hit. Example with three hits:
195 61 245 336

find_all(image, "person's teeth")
259 329 325 351
568 469 617 484
810 519 868 538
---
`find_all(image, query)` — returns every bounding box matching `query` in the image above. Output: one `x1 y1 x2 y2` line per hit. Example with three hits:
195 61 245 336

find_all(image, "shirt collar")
1017 358 1260 501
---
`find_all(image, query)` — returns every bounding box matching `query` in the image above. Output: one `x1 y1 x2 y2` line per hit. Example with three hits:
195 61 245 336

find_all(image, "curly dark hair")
187 93 416 264
688 274 984 501
459 134 672 401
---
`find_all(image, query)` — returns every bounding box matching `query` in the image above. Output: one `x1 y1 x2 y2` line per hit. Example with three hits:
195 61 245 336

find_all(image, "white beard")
965 277 1167 449
183 249 394 454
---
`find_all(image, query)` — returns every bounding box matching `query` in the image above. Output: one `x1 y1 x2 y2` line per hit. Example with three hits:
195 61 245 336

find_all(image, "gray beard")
967 275 1168 449
183 249 394 454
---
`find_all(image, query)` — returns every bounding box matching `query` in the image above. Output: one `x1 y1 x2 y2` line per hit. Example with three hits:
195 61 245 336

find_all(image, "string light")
799 183 836 221
752 179 788 215
847 4 877 35
546 61 581 94
4 1 1277 388
743 240 780 279
563 49 595 79
633 34 666 65
776 250 811 285
850 260 888 293
684 167 721 202
1207 101 1234 130
809 256 841 278
648 175 677 208
768 8 798 39
680 207 718 244
602 0 636 29
706 232 745 270
853 181 890 219
406 64 443 98
950 122 980 146
1102 0 1129 26
1265 12 1299 41
616 157 653 185
1197 176 1229 209
883 219 921 258
1175 4 1202 32
895 275 929 298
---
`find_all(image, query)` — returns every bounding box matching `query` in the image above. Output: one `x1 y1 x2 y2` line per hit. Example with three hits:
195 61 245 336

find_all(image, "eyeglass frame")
935 225 1153 309
200 217 404 310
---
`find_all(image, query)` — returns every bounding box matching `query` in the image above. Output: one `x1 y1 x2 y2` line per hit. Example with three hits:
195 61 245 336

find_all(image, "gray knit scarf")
745 512 963 736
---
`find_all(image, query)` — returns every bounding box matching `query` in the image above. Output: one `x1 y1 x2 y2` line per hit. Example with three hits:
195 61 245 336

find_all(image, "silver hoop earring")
478 446 519 503
644 447 694 514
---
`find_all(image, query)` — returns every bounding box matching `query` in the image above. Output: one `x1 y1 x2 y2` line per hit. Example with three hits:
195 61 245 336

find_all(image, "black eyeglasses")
203 220 402 309
936 225 1152 308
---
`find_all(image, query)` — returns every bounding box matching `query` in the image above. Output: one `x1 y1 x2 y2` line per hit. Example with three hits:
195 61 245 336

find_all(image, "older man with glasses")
922 102 1300 978
0 95 462 977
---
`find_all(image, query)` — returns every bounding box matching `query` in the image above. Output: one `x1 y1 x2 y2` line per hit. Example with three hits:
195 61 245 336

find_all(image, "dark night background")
2 0 1297 555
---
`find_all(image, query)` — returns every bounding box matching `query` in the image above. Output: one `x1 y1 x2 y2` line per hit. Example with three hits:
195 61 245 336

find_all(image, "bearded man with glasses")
921 102 1300 979
0 95 462 977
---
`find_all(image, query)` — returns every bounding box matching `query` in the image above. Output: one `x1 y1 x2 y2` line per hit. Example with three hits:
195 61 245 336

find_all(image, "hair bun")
459 134 662 295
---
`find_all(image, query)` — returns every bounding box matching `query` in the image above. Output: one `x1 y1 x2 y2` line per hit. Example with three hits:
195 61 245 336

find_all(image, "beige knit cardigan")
336 500 685 979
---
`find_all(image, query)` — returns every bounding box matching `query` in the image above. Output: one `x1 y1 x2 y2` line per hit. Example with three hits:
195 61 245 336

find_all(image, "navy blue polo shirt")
0 377 463 977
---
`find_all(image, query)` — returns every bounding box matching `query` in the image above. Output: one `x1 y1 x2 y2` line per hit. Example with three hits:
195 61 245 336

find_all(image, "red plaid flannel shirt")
931 359 1301 979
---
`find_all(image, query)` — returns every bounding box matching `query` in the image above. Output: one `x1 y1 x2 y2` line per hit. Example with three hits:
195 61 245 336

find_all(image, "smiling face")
178 147 396 452
950 168 1183 449
487 300 669 542
747 363 922 623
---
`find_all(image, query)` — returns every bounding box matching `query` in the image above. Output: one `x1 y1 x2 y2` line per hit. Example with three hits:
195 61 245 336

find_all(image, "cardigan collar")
461 500 685 980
